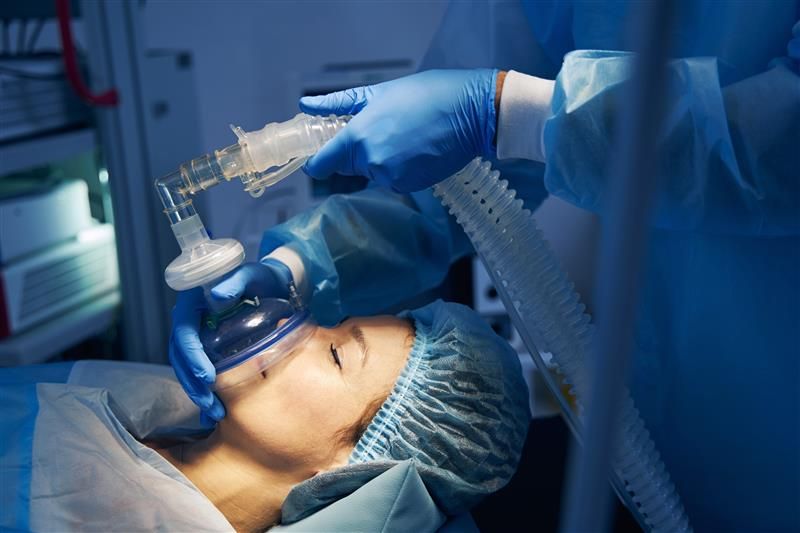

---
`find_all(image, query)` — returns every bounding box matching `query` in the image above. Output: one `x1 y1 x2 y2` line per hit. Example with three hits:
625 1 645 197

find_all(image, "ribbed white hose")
433 158 691 533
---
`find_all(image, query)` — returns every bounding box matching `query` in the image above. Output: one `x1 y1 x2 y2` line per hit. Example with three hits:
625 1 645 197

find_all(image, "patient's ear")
325 445 354 472
319 393 386 474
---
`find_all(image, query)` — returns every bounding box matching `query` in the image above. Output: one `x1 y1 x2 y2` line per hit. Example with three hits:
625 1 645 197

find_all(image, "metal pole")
561 1 677 531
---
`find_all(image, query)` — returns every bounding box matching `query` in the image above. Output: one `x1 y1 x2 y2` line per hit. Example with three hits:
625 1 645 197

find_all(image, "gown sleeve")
259 187 473 325
541 43 800 236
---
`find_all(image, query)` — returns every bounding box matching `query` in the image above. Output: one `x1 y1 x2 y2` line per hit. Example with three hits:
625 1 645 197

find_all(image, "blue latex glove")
168 259 292 425
299 69 498 193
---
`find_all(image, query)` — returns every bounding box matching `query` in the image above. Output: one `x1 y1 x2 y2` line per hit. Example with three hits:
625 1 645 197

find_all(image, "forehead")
344 315 414 377
347 316 415 354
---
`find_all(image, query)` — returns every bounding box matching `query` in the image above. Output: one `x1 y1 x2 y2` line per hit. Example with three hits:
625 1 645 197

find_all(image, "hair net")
281 300 531 522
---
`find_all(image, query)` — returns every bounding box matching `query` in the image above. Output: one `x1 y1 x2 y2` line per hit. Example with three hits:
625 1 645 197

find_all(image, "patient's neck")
158 423 296 532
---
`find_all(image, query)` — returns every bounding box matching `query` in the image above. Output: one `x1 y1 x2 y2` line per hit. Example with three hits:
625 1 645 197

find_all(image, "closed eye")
329 343 342 369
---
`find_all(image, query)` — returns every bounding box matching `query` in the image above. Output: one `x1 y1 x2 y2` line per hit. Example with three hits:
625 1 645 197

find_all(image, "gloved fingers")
303 127 355 179
209 262 278 304
299 86 371 116
169 287 226 423
203 394 226 422
209 265 258 304
169 335 226 421
173 286 206 315
168 338 203 394
173 325 217 386
171 289 216 384
260 258 293 293
199 411 219 429
171 359 223 420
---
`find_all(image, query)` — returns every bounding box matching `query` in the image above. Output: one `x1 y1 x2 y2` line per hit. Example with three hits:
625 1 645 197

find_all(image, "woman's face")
216 315 413 476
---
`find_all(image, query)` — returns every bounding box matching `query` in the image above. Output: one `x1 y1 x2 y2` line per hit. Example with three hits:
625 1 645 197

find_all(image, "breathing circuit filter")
163 215 245 291
199 292 315 391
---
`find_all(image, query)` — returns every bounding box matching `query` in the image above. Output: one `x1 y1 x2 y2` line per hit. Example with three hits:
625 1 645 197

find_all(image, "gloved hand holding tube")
300 69 505 193
168 259 293 426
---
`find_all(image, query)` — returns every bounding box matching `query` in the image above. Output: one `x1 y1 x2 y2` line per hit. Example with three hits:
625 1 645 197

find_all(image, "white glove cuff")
496 70 555 163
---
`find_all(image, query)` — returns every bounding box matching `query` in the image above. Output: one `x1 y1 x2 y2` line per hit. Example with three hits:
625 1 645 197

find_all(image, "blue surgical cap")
281 300 531 522
350 300 531 512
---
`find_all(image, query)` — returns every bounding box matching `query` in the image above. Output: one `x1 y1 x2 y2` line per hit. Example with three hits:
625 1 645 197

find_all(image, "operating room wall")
142 0 448 257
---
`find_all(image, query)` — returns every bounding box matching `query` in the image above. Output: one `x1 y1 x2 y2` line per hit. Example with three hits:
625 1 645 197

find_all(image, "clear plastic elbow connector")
170 112 350 200
155 113 350 293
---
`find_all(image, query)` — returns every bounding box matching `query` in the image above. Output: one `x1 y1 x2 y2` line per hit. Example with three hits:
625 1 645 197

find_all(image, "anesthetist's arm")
498 35 800 236
259 187 473 326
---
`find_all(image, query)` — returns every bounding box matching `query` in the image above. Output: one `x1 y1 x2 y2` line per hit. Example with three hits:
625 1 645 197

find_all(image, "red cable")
55 0 119 107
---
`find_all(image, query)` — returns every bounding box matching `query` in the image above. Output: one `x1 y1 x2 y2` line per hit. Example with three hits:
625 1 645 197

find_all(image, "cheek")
222 358 358 463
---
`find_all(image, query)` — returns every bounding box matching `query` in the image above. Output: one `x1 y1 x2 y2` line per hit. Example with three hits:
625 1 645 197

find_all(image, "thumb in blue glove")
168 259 293 426
299 69 498 193
207 258 292 309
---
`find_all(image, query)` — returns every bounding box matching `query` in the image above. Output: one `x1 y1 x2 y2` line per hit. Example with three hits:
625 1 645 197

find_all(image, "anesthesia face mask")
199 294 316 391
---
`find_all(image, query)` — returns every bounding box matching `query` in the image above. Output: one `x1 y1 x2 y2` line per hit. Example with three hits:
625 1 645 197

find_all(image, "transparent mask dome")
199 296 316 391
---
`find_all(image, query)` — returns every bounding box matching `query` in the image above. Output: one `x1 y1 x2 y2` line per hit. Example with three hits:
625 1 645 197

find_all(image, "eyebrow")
350 325 369 367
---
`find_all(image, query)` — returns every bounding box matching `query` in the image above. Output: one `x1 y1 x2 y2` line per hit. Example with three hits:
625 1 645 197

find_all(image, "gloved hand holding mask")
300 69 499 193
168 259 292 425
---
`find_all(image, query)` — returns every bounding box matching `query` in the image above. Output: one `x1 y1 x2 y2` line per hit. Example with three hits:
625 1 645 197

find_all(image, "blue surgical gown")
261 1 799 529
